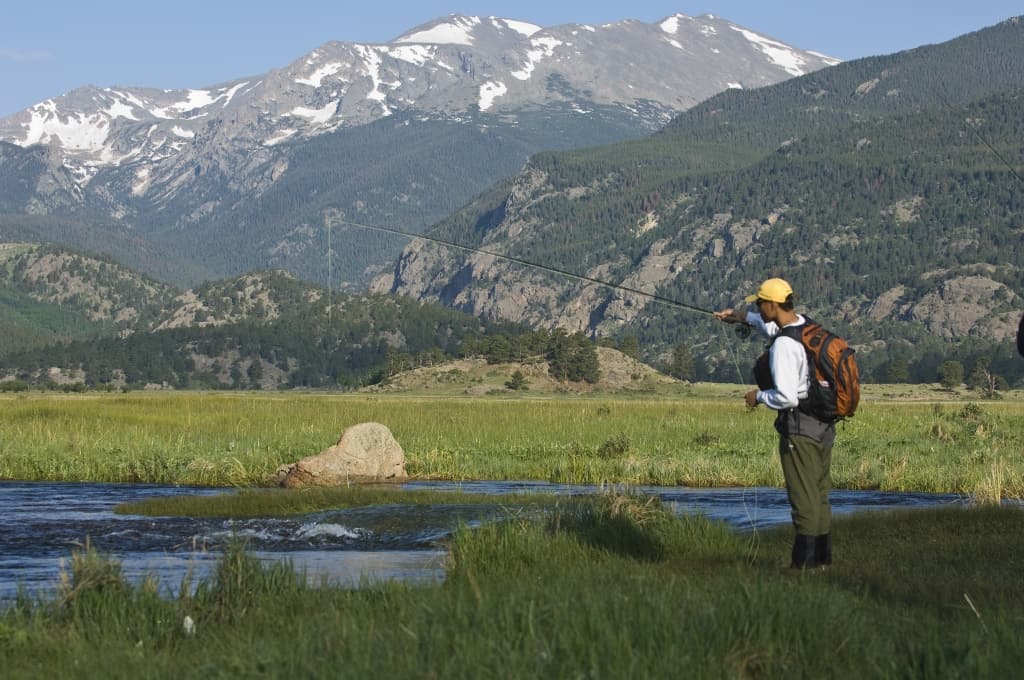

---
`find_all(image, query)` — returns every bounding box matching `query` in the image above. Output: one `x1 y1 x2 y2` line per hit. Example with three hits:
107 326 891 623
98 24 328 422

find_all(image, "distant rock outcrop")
274 422 407 487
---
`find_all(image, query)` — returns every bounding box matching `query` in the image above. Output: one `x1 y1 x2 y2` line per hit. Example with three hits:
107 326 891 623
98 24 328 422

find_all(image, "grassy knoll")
1 495 1021 678
1 386 1022 498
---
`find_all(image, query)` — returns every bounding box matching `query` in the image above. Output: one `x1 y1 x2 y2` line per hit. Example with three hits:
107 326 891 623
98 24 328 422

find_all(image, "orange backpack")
755 319 860 422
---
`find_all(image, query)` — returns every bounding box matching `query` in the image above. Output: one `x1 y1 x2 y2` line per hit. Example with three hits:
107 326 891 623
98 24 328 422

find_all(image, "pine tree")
505 370 529 391
938 360 964 389
668 343 695 381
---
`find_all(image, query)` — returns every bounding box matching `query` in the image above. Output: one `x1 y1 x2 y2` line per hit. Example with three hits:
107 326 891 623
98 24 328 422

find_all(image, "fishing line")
330 216 726 319
331 215 754 382
934 87 1024 186
720 321 750 384
742 486 761 558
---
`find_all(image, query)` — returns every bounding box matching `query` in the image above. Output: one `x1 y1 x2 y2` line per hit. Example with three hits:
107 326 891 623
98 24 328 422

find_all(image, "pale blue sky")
1 1 1020 116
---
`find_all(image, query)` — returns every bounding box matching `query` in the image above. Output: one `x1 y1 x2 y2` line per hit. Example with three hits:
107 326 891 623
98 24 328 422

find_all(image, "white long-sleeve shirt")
746 311 809 411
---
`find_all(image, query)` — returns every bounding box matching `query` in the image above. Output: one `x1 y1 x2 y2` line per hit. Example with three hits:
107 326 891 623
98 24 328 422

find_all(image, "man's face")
756 298 778 323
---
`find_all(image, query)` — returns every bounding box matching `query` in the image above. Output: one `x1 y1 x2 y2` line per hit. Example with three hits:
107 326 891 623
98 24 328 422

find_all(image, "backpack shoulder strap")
772 320 809 346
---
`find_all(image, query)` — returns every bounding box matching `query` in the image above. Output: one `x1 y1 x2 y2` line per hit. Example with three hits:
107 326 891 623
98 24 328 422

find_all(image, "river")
0 480 966 605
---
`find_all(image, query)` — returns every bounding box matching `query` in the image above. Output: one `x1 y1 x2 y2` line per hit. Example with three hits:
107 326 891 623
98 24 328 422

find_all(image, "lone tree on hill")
547 331 601 384
505 370 529 391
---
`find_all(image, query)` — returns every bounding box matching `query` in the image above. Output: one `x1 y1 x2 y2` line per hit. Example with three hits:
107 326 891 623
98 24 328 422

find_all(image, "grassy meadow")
3 386 1024 676
0 384 1022 499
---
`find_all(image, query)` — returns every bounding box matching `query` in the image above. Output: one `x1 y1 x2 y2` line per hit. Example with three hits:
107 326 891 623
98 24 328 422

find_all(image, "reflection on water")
0 480 966 604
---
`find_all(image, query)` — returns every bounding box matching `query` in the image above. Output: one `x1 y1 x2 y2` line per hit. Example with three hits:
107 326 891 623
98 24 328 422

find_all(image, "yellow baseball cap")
745 278 794 303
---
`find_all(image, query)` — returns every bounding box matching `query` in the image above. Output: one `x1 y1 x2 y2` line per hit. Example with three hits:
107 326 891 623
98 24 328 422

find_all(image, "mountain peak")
393 14 543 46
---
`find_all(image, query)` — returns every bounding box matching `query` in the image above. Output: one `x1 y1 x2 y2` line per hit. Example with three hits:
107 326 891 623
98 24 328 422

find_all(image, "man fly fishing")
714 278 838 570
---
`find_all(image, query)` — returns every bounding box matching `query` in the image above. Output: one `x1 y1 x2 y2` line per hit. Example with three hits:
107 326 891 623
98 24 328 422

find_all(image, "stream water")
0 480 967 605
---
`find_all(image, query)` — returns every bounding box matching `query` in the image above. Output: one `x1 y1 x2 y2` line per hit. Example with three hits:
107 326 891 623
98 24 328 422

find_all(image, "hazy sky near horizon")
1 1 1020 116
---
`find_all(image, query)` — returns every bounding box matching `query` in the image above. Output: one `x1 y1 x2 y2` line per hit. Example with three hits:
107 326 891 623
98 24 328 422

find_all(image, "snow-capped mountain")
0 13 838 286
0 14 836 185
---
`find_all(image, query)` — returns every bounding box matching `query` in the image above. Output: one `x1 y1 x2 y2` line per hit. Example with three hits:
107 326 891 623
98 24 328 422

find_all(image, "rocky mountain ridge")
0 13 836 183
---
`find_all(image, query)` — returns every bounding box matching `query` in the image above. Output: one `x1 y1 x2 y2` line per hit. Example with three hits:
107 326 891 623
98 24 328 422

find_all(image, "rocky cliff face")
374 177 1024 347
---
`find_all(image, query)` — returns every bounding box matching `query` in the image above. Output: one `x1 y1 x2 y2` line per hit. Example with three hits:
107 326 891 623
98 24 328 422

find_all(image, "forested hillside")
0 247 598 390
0 295 510 390
379 17 1024 386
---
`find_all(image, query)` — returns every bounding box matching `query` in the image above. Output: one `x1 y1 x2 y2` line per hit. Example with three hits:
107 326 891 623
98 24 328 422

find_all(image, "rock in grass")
274 422 407 487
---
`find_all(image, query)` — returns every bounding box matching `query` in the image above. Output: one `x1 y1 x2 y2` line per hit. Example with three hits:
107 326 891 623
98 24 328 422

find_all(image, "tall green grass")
3 497 1022 678
1 391 1022 498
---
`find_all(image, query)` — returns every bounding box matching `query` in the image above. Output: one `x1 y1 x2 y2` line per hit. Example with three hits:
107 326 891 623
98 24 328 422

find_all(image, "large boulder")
274 422 407 488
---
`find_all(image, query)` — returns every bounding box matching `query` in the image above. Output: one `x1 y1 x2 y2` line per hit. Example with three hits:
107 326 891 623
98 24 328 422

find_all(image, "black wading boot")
814 534 832 567
790 534 818 569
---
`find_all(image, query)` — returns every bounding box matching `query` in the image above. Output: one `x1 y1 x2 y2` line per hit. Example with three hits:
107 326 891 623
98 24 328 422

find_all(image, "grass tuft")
57 539 131 608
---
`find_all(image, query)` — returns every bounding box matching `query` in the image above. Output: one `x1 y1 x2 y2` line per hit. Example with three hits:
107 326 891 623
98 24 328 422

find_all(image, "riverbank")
1 387 1022 498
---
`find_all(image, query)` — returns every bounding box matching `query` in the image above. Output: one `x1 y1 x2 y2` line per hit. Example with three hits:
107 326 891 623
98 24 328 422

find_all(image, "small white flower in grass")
183 615 195 635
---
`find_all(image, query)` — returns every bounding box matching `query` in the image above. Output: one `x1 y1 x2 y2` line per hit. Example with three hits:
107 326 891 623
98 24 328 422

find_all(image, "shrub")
0 379 29 393
597 433 632 458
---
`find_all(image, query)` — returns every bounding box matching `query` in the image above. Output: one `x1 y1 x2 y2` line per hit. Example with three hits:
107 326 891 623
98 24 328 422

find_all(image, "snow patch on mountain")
396 16 481 45
659 15 683 34
175 89 218 110
263 129 297 146
356 45 393 114
730 26 809 76
808 50 842 66
105 100 139 121
296 62 343 87
132 167 151 196
387 44 435 66
289 101 338 124
496 18 542 37
21 101 110 153
478 81 508 111
511 36 564 80
219 83 249 107
109 90 148 112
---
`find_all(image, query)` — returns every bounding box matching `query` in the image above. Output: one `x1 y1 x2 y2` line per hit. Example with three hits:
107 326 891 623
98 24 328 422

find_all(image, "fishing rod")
328 215 753 339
